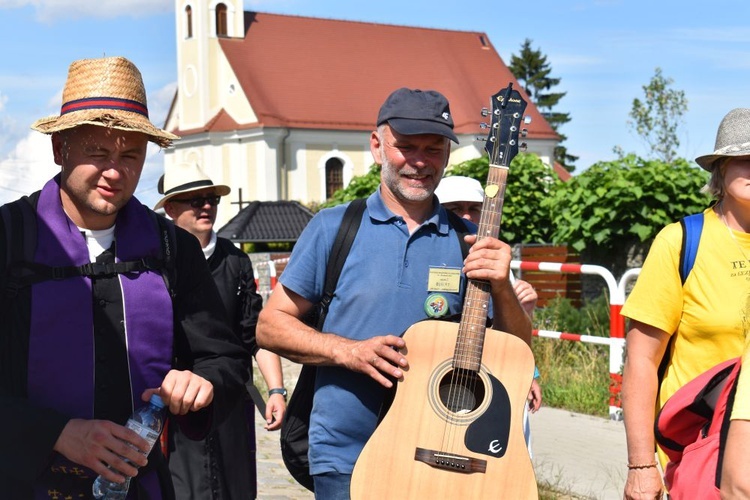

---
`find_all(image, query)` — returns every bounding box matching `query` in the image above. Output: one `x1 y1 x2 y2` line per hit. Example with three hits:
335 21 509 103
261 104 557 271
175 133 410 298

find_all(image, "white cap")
435 176 483 204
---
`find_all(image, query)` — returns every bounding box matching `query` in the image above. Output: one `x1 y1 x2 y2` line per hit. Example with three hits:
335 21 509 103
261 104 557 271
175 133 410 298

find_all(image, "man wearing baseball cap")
0 56 248 499
258 88 532 497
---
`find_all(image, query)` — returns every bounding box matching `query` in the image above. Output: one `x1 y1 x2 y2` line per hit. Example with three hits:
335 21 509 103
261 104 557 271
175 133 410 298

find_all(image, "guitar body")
351 320 538 499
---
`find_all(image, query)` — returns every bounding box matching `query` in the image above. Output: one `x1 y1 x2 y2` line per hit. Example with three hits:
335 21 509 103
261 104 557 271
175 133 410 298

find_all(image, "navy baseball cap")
377 88 458 143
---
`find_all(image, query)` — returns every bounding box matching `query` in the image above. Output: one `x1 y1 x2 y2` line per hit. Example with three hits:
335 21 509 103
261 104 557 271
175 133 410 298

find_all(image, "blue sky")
1 0 749 208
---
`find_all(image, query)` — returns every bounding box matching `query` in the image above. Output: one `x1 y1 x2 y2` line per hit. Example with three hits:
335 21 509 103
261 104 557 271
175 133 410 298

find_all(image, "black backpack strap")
3 201 177 298
2 194 39 297
2 195 38 264
8 258 166 288
314 197 367 329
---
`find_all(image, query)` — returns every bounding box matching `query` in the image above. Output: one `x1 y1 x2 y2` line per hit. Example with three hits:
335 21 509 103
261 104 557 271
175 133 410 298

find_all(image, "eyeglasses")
171 196 221 208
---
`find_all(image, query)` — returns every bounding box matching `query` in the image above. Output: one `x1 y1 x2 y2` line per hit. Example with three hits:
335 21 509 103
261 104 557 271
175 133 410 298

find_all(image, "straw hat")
31 56 178 148
695 108 750 171
435 176 484 204
154 162 231 210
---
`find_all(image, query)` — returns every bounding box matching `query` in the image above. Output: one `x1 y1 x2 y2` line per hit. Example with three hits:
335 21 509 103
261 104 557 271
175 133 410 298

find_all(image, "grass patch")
532 294 613 418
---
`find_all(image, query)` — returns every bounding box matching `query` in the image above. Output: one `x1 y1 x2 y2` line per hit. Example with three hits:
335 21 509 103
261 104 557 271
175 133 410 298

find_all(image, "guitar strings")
441 169 506 456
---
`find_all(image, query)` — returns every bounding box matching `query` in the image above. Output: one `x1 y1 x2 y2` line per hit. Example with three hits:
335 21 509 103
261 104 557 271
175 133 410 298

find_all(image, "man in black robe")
156 162 287 499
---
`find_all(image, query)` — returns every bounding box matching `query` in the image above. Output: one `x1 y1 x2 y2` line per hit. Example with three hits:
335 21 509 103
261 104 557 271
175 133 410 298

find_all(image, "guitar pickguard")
426 361 512 459
465 373 510 458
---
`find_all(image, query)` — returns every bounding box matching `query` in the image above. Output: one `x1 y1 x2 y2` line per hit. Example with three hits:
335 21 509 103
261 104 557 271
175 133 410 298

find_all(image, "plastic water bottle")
92 394 166 499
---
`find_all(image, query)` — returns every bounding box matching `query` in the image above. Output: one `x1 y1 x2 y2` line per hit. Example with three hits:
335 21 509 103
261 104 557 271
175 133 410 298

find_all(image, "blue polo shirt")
279 188 471 475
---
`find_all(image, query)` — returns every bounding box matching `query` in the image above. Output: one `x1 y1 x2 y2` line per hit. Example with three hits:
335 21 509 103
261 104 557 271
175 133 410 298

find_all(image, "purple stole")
28 177 173 499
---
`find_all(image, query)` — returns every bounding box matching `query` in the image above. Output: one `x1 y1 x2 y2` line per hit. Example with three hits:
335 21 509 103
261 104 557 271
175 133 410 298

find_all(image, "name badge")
427 267 461 293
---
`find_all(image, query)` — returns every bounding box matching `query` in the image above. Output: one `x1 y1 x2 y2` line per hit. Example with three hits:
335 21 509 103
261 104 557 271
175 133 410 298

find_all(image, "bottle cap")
149 394 166 408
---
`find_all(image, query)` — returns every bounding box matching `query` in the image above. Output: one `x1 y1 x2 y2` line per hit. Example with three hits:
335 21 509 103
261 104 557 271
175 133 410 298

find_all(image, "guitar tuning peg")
475 136 487 142
524 115 532 124
480 107 490 117
520 142 528 152
479 122 489 129
521 128 528 137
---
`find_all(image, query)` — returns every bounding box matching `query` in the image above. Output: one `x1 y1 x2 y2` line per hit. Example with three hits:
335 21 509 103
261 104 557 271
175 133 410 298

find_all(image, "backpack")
0 193 177 299
279 199 471 492
654 357 741 498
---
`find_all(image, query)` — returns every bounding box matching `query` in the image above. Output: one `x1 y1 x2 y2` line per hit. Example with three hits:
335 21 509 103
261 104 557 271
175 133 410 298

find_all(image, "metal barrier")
513 260 641 420
253 260 278 302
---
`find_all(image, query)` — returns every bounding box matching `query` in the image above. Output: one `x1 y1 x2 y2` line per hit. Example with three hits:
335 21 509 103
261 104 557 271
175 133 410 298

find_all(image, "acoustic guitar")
350 83 538 499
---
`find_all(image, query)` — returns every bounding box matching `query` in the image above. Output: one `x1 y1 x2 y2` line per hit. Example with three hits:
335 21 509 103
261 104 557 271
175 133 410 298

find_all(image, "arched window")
325 158 344 199
216 3 228 37
185 5 193 38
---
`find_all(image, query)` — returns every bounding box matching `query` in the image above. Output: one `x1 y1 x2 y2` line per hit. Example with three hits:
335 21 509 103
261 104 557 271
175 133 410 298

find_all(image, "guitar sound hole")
438 370 485 414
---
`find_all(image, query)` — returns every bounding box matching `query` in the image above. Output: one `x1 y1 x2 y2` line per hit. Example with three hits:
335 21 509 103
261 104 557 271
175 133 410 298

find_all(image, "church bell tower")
174 0 244 131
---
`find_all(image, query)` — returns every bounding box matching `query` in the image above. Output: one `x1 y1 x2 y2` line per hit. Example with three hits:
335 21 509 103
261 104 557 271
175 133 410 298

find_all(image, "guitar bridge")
414 447 487 474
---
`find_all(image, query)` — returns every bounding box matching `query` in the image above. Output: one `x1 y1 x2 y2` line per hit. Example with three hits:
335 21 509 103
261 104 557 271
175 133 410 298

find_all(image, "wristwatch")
268 387 288 400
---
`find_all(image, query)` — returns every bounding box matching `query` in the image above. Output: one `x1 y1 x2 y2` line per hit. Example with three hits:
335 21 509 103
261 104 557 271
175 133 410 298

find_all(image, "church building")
164 0 560 227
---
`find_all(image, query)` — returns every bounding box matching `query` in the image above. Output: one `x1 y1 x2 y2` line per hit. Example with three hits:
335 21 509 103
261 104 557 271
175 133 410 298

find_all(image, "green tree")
628 67 688 164
545 154 710 257
447 153 562 244
509 38 576 171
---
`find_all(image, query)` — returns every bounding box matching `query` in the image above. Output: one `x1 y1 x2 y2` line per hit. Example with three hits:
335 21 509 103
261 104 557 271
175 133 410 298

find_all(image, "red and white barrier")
253 260 278 301
512 260 641 420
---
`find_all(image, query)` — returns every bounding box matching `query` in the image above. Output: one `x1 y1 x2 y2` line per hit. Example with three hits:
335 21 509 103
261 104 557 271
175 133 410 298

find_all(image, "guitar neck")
475 164 508 243
455 163 509 371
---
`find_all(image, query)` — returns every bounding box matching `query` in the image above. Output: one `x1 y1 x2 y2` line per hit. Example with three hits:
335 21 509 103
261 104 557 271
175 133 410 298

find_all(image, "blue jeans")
313 472 351 500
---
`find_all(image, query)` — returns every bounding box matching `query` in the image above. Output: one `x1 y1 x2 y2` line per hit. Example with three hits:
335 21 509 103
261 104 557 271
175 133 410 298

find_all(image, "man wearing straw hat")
155 162 287 499
0 56 248 499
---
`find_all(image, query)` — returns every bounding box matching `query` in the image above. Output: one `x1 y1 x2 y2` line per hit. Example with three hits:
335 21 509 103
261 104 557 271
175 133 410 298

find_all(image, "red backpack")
654 357 741 498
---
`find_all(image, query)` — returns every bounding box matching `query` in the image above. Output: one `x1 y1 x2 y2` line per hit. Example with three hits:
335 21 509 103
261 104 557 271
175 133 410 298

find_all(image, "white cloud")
0 132 168 208
0 0 173 22
0 132 58 204
149 82 178 129
134 146 169 210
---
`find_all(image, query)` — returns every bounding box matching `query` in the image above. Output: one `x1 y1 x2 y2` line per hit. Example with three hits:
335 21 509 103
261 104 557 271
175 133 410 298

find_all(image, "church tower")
174 0 244 131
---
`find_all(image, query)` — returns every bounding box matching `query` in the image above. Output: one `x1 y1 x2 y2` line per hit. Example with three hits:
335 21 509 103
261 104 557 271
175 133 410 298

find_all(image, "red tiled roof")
200 12 558 141
553 161 572 181
176 108 248 136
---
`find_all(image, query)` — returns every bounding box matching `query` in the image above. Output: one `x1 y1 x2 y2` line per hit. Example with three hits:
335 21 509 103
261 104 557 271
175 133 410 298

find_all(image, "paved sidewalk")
254 360 628 499
530 407 627 499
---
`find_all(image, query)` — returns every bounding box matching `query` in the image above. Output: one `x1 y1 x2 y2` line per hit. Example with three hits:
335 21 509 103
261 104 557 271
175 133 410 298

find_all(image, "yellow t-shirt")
622 208 750 461
731 333 750 420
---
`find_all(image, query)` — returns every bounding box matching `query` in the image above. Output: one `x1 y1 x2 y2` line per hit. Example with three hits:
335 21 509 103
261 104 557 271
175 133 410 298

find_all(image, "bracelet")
268 387 288 400
627 462 658 470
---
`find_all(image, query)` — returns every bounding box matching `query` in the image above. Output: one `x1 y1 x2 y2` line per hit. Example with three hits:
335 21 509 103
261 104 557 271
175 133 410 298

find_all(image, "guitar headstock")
482 83 528 167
